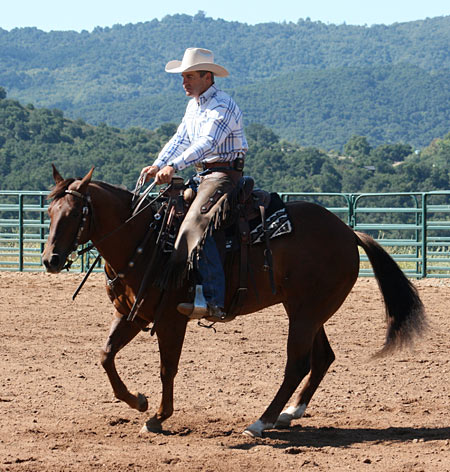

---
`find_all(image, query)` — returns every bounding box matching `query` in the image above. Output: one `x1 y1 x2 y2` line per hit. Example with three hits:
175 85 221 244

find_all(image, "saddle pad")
249 192 292 245
225 192 292 250
249 193 292 244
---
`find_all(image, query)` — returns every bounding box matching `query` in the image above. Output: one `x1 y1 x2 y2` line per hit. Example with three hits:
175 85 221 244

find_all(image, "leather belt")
195 157 245 172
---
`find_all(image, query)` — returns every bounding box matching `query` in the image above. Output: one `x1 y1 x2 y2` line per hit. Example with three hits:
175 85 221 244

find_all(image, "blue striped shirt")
153 84 248 171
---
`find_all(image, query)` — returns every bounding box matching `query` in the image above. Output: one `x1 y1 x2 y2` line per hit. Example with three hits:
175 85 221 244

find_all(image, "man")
141 47 248 320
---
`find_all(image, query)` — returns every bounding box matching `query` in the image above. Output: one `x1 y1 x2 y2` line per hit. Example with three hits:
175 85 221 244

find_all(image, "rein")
63 182 169 300
71 183 167 259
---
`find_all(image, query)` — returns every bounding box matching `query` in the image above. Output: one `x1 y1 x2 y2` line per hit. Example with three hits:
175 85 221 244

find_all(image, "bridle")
56 177 189 334
62 189 93 270
61 182 168 271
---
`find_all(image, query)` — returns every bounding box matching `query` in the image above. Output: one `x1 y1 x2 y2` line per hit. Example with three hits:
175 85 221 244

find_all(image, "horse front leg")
100 312 149 412
141 313 187 433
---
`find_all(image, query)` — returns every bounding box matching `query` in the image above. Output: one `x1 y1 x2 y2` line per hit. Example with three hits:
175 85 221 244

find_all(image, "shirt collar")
197 84 217 105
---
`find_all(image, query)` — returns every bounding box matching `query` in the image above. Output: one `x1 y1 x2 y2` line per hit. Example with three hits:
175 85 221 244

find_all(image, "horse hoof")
140 418 163 434
242 428 261 438
242 419 271 438
131 392 148 412
274 412 293 428
137 393 148 412
275 404 307 428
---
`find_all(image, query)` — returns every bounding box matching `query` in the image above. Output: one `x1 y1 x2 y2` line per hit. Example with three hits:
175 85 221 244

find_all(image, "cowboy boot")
207 304 227 320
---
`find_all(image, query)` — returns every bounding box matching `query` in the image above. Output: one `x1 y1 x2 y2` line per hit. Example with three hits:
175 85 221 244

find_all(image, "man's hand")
140 165 159 182
155 165 175 185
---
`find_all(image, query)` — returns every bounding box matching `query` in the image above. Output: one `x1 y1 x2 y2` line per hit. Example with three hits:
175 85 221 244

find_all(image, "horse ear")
79 167 95 192
52 164 64 184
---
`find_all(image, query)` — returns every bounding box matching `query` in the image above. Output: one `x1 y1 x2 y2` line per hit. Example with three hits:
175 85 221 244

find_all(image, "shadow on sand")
231 425 450 451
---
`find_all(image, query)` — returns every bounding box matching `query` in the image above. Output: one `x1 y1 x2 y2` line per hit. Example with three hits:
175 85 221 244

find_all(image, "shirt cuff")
170 158 185 171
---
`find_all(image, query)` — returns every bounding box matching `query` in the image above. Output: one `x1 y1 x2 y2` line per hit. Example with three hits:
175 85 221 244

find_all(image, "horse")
42 166 426 438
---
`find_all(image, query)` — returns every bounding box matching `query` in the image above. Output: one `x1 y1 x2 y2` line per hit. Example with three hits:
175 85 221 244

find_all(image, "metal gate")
1 190 449 277
281 191 450 278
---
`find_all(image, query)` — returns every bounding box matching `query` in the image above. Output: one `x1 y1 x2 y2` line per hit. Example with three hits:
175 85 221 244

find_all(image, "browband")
65 189 84 199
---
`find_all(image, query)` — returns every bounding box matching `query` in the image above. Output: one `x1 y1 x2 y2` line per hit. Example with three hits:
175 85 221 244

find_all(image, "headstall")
63 189 92 270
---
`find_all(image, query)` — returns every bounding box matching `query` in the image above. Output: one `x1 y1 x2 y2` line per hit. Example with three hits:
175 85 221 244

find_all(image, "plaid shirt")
153 85 248 171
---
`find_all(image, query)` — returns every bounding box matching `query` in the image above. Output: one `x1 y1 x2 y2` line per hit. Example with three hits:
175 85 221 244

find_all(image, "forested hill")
1 88 448 194
1 13 449 149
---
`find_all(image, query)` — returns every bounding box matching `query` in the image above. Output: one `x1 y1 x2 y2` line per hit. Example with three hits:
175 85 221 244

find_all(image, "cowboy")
141 47 248 320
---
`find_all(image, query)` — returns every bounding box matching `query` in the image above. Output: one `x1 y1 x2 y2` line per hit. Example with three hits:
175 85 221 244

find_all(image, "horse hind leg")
243 316 314 438
100 312 149 412
275 326 335 428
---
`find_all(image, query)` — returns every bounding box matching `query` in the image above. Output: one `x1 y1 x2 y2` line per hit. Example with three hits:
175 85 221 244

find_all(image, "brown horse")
42 166 425 437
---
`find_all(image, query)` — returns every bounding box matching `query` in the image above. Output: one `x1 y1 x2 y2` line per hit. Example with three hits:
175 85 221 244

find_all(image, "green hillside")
73 64 450 149
1 89 448 194
1 14 449 149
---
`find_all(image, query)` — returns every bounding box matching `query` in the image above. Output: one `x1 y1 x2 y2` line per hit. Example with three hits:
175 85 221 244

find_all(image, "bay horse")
42 166 425 438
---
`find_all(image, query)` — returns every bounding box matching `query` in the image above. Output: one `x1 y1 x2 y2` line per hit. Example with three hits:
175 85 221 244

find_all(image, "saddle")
125 175 284 330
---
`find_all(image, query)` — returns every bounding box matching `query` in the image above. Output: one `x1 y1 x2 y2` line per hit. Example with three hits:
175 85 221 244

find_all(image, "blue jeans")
197 235 225 308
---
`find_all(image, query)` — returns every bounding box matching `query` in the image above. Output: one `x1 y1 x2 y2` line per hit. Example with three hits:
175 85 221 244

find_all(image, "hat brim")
165 60 229 77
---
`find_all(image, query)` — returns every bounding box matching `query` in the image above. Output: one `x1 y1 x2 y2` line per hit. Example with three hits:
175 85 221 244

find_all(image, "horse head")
42 165 94 273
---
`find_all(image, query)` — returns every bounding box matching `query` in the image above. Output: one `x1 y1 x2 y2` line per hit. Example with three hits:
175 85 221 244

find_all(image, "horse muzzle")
42 251 65 273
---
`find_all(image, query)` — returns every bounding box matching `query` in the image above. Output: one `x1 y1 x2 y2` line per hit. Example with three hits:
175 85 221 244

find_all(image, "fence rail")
1 190 449 277
280 191 450 278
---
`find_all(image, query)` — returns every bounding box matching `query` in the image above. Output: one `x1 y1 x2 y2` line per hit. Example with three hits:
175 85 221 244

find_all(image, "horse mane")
93 181 133 201
48 178 133 202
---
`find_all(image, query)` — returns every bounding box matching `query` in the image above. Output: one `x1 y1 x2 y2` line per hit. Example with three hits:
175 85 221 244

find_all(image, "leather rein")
62 182 167 299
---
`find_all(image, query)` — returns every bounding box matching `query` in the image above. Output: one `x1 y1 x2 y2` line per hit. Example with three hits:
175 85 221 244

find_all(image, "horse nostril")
50 254 60 268
43 253 60 271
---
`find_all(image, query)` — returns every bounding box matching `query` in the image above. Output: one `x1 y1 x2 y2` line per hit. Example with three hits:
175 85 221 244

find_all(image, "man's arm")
141 118 189 183
153 119 190 169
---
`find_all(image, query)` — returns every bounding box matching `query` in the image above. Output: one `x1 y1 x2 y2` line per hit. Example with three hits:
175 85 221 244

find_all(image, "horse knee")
284 355 310 385
100 348 113 369
160 365 178 382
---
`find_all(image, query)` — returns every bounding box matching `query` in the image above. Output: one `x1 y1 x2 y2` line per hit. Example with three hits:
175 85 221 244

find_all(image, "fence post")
348 194 355 228
40 194 46 258
18 194 24 271
414 194 420 277
421 193 427 278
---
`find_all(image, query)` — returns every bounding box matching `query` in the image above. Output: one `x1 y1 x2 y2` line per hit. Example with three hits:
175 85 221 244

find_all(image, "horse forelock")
48 178 76 201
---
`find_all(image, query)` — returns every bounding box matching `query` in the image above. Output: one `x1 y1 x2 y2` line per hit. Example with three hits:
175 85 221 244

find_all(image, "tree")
343 135 372 159
245 123 279 147
370 143 413 163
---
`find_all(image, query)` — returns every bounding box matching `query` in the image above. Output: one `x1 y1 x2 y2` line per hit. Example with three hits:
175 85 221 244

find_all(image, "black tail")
355 231 427 357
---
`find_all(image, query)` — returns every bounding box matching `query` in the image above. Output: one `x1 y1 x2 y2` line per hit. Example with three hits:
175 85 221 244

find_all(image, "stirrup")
193 284 208 313
177 285 208 319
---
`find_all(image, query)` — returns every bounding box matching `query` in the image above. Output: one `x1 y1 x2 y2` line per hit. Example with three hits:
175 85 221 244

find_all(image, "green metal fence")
281 191 450 278
1 190 449 277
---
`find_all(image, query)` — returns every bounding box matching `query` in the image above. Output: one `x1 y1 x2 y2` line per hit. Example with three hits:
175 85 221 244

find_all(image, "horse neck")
88 183 149 270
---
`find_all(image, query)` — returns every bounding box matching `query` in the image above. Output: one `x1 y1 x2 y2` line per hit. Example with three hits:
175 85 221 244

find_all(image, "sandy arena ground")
0 272 449 471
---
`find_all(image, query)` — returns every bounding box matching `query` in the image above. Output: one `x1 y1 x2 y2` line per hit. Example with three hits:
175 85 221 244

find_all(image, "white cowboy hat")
165 48 229 77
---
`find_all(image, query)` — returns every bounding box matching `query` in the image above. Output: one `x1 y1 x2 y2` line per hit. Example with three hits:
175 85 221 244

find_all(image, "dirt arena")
1 272 449 471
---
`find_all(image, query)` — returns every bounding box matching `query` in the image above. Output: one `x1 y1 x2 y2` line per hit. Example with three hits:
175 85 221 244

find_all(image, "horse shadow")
231 425 450 451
